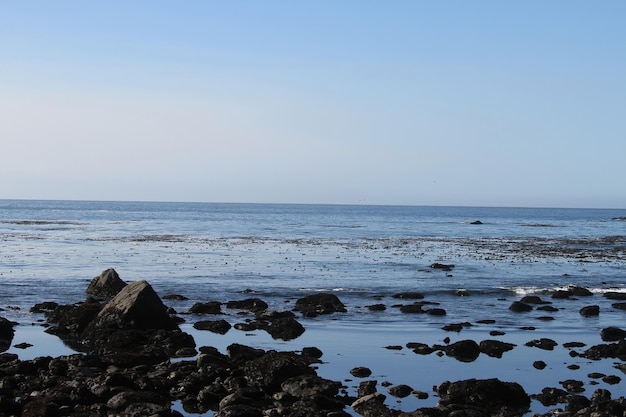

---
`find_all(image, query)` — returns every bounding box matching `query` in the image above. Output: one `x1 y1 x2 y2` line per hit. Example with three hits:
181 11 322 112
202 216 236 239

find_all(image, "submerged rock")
0 317 16 352
444 340 481 362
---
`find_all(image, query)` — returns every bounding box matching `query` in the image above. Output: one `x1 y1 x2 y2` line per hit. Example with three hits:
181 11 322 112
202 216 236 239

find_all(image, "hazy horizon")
2 2 625 209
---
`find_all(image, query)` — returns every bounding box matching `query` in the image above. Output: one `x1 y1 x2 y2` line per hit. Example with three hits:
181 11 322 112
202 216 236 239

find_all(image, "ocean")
1 200 626 415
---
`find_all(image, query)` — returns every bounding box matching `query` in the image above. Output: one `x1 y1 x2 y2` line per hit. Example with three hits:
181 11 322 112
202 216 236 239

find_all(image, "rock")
569 285 593 296
242 350 314 392
86 268 127 300
388 384 413 398
509 301 533 312
479 340 516 358
350 366 372 378
525 338 558 351
226 298 268 312
91 280 179 331
0 317 16 352
392 292 424 299
612 302 626 310
29 301 59 313
560 379 585 393
399 303 426 314
407 342 435 355
294 293 347 317
426 308 446 316
537 305 559 312
189 301 222 314
366 303 386 311
602 375 621 384
436 378 530 414
533 360 547 370
260 316 305 341
351 393 396 417
194 319 232 334
605 292 626 300
582 339 626 360
430 263 454 271
552 290 573 299
444 340 481 362
532 387 568 406
520 295 550 304
580 305 600 317
602 327 626 342
163 294 189 301
470 220 483 224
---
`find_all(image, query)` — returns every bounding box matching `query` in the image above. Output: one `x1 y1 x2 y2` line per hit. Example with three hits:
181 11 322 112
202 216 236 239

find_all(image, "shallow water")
1 200 626 414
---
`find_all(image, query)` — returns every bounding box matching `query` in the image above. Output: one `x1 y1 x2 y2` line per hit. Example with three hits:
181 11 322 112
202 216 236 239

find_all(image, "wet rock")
392 292 424 299
580 305 600 317
525 338 558 351
301 346 323 360
520 295 550 304
351 393 396 417
436 378 530 414
226 298 268 312
366 303 386 311
29 301 59 313
188 301 222 315
601 326 626 342
407 342 435 355
537 305 559 312
479 340 516 358
350 366 372 378
569 285 593 297
259 316 305 341
602 375 621 384
444 340 481 362
387 384 413 398
509 301 533 312
582 339 626 360
532 387 568 406
430 263 454 271
560 379 585 393
86 268 127 300
242 350 314 392
605 292 626 300
90 280 179 331
399 303 426 314
612 302 626 310
194 319 232 334
0 317 16 352
563 341 586 348
470 220 483 224
552 290 573 299
163 294 189 301
442 322 471 332
358 380 378 397
533 360 547 370
44 298 103 341
455 289 469 296
294 293 347 317
426 308 446 316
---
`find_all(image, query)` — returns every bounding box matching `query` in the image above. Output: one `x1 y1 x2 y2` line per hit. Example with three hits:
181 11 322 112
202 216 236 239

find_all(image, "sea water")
1 200 625 414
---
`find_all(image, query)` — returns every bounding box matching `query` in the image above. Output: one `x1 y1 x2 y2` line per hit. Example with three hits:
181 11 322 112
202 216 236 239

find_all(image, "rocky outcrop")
294 293 347 317
0 317 16 352
86 268 127 300
436 378 530 415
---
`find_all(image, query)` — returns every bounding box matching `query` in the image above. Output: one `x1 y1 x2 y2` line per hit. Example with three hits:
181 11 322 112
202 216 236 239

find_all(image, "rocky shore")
2 268 626 417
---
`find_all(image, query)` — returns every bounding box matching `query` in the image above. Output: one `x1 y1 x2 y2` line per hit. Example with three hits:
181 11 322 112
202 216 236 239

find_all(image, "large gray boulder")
86 268 127 300
91 280 178 331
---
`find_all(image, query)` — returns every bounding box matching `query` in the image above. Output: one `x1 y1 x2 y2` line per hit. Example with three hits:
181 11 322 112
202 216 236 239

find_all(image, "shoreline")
4 282 626 416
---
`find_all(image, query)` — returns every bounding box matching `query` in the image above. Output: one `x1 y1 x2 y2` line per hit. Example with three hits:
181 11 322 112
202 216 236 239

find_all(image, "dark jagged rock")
351 392 397 417
294 293 346 317
580 305 600 317
479 339 516 358
582 339 626 361
392 292 424 299
436 378 530 414
242 350 314 392
430 263 454 271
601 326 626 342
226 298 268 312
399 303 426 314
387 384 413 398
407 342 435 355
560 379 585 393
350 366 372 378
194 319 232 334
532 387 568 406
0 317 16 352
509 301 533 312
259 316 305 341
90 280 179 331
533 360 547 370
605 292 626 300
444 340 481 362
525 338 558 351
188 301 222 315
86 268 127 300
552 290 573 299
569 285 593 297
29 301 59 313
520 295 551 304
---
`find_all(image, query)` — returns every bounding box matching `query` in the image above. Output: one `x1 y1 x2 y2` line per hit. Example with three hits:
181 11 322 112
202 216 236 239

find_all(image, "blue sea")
1 200 626 415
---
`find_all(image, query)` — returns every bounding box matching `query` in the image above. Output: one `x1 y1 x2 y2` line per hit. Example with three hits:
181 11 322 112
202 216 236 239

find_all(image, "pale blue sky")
1 1 625 208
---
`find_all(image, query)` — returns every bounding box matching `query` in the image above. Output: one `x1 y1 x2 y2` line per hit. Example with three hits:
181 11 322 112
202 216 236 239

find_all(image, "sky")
1 1 625 208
